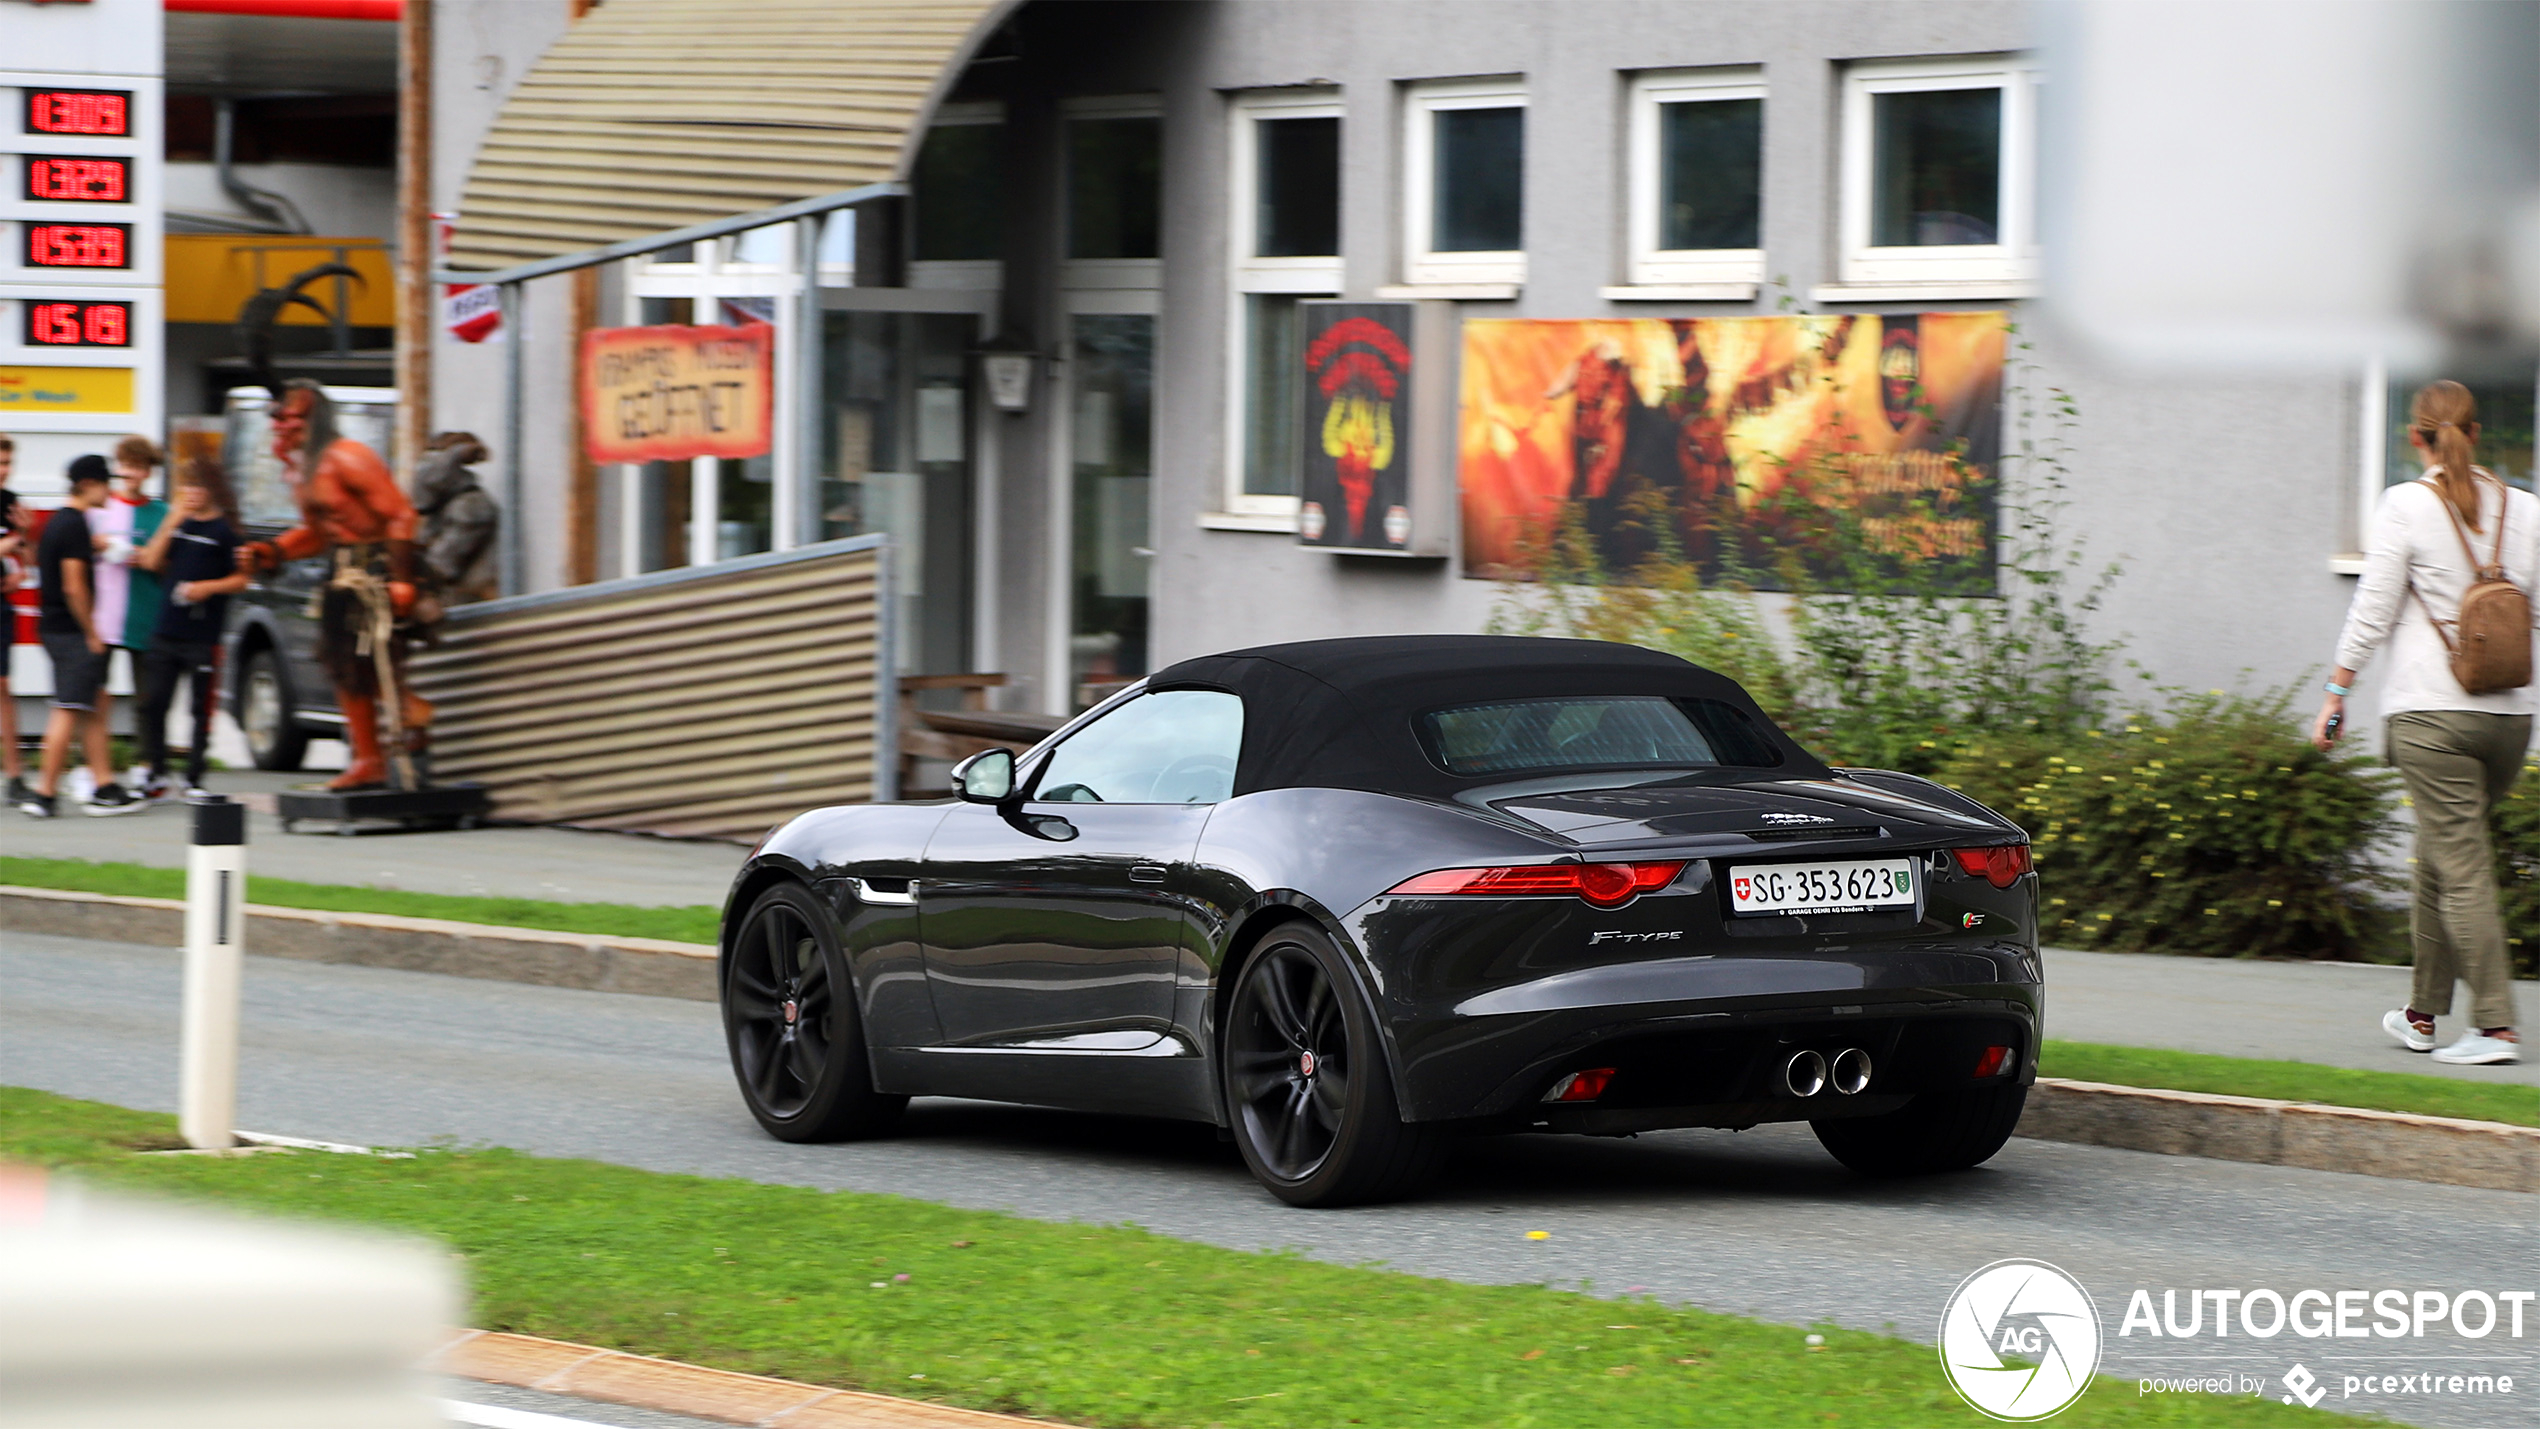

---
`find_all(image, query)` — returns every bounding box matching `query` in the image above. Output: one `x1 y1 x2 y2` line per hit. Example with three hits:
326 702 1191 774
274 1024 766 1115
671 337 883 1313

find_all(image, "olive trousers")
2386 710 2530 1031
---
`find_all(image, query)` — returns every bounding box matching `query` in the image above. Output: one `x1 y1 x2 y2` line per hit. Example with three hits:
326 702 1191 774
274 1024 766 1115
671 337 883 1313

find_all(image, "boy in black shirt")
133 461 247 796
22 458 139 816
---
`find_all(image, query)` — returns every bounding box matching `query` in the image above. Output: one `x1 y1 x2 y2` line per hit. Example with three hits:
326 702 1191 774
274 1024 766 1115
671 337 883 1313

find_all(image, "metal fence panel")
411 535 893 841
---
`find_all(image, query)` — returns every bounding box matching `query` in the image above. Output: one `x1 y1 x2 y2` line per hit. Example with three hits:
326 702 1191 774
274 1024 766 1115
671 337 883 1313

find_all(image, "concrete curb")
2018 1078 2537 1194
433 1329 1041 1427
0 886 716 1001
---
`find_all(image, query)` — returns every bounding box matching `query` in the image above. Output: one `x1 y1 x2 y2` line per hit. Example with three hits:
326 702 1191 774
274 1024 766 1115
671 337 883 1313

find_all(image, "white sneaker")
2430 1032 2522 1066
2383 1009 2437 1052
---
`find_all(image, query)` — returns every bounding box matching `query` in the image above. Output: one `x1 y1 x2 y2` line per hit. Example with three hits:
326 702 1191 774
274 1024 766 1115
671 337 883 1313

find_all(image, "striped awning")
446 0 1013 272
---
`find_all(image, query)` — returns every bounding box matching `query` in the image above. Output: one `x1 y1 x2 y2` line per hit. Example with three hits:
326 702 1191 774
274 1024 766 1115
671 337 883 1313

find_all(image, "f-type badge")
1589 929 1684 945
1759 812 1834 826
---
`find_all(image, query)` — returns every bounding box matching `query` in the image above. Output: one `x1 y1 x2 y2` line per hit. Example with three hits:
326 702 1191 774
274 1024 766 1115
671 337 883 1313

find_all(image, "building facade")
432 0 2418 745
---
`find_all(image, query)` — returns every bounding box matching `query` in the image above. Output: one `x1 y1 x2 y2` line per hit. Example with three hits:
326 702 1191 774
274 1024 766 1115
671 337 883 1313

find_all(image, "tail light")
1950 844 2032 889
1543 1067 1617 1102
1385 861 1687 909
1971 1044 2014 1079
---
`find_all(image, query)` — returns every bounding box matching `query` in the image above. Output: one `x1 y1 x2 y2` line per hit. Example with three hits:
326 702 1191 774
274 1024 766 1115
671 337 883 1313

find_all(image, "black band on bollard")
190 796 247 846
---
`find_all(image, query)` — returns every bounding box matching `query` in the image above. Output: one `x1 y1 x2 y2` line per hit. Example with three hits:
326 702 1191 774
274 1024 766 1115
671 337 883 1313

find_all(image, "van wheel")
240 645 307 771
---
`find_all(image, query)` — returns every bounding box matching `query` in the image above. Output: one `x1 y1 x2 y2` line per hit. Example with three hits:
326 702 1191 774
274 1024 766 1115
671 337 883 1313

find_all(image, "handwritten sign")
580 323 773 464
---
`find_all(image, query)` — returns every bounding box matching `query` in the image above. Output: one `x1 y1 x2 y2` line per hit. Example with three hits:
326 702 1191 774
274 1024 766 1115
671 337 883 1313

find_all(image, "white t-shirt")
88 497 136 646
2334 469 2540 717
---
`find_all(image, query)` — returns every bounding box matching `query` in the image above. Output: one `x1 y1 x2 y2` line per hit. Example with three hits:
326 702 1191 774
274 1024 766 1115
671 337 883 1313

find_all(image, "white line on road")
441 1399 618 1429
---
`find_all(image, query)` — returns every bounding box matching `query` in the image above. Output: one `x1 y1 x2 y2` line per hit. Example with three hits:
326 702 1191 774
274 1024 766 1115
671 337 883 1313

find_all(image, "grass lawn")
0 855 718 946
1 1087 2346 1429
2042 1040 2538 1129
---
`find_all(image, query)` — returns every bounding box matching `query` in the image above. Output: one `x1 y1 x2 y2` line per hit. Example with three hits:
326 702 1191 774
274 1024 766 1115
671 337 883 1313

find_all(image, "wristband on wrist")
2325 681 2352 697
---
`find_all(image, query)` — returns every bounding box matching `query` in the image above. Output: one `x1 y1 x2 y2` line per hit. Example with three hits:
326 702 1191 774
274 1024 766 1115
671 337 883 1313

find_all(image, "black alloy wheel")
1811 1082 2028 1176
723 882 905 1142
1222 923 1440 1207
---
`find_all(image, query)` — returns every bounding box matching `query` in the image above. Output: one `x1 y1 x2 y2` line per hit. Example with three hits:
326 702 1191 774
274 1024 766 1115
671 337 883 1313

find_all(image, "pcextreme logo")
1939 1259 2104 1421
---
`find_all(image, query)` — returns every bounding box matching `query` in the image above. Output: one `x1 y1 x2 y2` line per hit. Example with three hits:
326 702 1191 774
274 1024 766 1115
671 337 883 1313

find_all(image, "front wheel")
1811 1082 2028 1177
239 645 308 771
1222 924 1441 1207
723 882 906 1142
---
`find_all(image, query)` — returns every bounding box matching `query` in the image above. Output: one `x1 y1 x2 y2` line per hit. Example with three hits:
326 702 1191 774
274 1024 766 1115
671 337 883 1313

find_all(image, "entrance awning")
445 0 1014 272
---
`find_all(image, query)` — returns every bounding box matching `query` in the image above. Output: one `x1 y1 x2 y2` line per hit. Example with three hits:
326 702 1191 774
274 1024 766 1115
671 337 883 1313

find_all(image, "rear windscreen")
1417 695 1783 777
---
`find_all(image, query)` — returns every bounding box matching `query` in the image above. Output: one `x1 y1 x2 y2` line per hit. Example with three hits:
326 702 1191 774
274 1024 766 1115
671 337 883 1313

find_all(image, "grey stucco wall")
429 0 577 599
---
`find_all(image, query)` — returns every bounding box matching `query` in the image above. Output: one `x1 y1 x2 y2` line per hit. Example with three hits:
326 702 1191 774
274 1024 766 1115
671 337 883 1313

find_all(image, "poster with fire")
1458 313 2007 590
1298 302 1416 550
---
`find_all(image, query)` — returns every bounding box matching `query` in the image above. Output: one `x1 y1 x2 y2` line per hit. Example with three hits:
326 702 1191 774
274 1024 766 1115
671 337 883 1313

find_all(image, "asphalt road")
6 930 2533 1429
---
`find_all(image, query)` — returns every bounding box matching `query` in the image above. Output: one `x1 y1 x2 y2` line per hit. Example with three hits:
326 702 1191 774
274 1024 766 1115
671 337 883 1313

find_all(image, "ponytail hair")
2410 379 2488 532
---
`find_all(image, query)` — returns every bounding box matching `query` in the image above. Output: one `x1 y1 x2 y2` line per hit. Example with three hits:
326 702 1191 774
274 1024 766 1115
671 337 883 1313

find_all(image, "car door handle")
1129 865 1167 884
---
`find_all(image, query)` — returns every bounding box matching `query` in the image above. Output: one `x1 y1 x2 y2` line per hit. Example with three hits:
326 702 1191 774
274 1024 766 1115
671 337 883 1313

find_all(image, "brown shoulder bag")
2411 475 2534 695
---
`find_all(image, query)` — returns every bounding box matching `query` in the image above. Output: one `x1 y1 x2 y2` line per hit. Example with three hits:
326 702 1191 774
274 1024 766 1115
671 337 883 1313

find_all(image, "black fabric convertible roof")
1146 635 1830 798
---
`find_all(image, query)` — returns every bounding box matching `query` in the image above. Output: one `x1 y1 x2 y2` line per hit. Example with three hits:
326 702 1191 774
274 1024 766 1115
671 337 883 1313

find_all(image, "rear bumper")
1383 947 2041 1124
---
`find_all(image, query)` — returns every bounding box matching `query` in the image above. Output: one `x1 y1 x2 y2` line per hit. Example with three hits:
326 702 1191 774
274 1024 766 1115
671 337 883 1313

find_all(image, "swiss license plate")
1727 857 1916 916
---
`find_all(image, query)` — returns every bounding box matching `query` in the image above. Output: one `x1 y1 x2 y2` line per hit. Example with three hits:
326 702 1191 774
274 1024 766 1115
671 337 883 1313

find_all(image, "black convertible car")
719 636 2040 1206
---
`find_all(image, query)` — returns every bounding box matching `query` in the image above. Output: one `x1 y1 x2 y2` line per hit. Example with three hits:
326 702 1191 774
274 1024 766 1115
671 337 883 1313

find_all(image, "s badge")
1962 912 1984 929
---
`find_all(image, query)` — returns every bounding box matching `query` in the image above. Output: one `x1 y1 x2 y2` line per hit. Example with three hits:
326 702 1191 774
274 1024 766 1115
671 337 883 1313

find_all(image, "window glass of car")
1033 690 1244 804
1417 696 1782 777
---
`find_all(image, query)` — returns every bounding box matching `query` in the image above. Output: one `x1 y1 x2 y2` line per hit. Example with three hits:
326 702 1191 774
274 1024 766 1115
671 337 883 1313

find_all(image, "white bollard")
179 796 248 1151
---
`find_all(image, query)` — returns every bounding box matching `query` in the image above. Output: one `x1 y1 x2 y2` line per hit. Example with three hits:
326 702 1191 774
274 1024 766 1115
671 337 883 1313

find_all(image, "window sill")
1374 282 1522 301
1199 510 1299 533
1600 282 1760 302
1808 280 2038 303
2328 554 2366 576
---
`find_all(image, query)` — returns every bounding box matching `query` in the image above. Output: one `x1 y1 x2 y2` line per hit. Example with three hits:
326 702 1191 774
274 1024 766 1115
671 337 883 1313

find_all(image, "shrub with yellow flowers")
1936 691 2399 959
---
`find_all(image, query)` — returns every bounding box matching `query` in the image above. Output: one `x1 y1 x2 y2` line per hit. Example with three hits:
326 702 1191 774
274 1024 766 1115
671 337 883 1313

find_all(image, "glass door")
1067 311 1155 709
821 308 980 676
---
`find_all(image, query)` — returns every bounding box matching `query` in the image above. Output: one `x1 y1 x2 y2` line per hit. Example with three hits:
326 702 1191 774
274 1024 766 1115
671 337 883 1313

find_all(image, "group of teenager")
0 432 245 818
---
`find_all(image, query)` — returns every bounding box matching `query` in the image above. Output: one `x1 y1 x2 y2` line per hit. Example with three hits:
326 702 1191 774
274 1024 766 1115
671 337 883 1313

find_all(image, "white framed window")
909 100 1006 291
1402 77 1525 289
1217 89 1342 524
2342 359 2539 570
1619 67 1764 295
1828 54 2038 296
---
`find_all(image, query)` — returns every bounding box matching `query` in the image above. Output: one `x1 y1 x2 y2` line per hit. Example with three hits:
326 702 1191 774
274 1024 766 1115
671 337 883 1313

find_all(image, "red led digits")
24 157 128 203
22 301 132 347
25 224 130 269
26 91 130 136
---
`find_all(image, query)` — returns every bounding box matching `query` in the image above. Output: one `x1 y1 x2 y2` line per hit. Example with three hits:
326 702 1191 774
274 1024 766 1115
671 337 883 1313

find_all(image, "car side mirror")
951 747 1015 803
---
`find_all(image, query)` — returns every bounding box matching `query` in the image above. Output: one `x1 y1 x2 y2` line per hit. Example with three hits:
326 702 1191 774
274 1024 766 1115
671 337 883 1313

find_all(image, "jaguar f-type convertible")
719 636 2040 1206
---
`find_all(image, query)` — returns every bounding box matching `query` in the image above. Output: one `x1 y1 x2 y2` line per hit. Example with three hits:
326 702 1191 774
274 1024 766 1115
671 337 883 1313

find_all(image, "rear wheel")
723 882 905 1142
240 645 307 771
1222 924 1441 1207
1811 1082 2028 1176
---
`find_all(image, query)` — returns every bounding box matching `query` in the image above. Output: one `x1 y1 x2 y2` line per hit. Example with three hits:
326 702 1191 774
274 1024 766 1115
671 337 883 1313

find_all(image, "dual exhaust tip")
1781 1047 1873 1098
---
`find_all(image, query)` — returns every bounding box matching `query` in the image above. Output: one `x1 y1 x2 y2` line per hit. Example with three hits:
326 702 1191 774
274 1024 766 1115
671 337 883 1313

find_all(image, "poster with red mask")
1457 312 2007 592
1298 303 1416 551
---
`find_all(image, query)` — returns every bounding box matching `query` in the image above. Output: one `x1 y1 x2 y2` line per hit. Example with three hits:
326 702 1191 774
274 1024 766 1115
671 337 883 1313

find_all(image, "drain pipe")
215 98 311 234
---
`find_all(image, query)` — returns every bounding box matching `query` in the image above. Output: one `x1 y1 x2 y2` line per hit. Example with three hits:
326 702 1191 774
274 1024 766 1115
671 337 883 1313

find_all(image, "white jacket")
2335 469 2540 717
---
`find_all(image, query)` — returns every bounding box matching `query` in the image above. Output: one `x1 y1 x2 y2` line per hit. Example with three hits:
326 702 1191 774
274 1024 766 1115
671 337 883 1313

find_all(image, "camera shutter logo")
1938 1259 2102 1421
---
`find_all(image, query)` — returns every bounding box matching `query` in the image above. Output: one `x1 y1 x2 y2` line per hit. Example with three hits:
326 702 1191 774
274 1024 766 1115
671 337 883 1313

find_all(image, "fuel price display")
22 299 131 347
23 223 130 269
24 90 130 137
22 156 128 203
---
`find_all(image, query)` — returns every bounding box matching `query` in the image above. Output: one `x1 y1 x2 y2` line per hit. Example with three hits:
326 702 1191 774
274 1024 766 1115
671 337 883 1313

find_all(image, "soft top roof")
1146 634 1830 798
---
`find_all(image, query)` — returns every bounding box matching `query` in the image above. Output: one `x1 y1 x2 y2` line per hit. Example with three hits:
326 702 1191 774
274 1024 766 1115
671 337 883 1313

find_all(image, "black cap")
66 454 109 488
190 795 246 846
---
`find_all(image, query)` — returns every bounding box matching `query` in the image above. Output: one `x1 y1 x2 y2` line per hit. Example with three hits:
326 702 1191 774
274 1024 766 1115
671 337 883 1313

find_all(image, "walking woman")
2317 380 2529 1065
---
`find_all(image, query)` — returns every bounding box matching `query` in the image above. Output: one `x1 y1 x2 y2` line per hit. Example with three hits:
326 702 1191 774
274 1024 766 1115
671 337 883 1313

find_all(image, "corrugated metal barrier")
410 535 895 841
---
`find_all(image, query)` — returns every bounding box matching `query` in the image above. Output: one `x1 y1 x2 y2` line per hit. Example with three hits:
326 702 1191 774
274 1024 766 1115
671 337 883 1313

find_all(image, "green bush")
1936 693 2399 959
2484 762 2540 977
